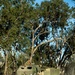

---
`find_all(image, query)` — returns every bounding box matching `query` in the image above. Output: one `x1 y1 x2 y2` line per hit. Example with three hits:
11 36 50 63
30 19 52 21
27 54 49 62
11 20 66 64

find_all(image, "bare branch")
33 38 63 54
33 20 57 34
66 42 72 53
34 31 50 41
34 24 42 33
33 33 73 54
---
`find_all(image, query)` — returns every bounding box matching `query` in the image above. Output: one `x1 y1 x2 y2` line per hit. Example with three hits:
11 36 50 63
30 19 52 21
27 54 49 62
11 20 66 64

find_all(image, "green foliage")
31 0 74 68
40 0 71 28
0 0 34 49
0 0 75 74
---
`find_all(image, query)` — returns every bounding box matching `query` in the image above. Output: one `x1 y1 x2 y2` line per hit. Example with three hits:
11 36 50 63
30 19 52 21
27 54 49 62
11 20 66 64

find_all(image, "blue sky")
64 0 75 7
35 0 75 7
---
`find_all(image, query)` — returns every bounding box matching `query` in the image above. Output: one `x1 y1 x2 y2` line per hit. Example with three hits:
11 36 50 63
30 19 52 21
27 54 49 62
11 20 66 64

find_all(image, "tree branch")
34 31 50 41
33 38 63 54
34 24 42 33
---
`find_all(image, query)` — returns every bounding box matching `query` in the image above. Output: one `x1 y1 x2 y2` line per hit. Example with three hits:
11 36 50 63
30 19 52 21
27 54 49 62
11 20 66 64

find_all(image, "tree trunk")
12 55 17 75
4 52 8 75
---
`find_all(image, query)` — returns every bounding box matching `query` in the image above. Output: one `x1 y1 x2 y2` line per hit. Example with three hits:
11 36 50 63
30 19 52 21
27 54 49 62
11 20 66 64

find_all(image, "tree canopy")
0 0 75 75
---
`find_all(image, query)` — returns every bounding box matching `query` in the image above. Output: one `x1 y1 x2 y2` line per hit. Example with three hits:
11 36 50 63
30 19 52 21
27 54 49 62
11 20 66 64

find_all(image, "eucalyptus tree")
29 0 74 68
0 0 36 75
0 1 74 75
2 0 73 71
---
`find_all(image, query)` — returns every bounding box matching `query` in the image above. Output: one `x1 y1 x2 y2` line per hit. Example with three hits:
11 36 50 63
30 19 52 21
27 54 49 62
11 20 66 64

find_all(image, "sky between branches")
35 0 75 7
